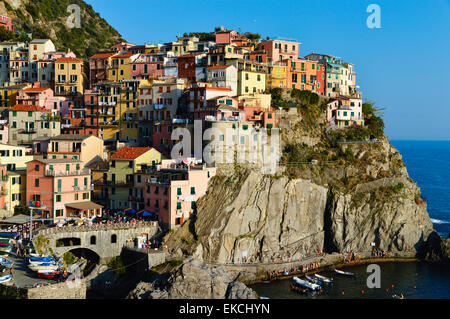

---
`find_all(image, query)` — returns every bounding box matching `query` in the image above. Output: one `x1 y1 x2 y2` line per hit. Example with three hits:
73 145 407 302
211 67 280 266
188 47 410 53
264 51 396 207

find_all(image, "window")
28 111 32 117
190 187 195 195
191 201 196 209
90 236 96 245
35 164 39 171
111 160 115 168
268 113 272 119
177 188 182 195
219 135 224 141
56 195 61 202
75 194 78 200
176 202 181 210
128 161 133 168
35 179 39 187
111 234 117 244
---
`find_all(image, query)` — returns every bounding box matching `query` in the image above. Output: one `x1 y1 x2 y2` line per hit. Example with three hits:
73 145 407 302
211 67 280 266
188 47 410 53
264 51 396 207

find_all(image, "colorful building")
225 59 267 95
207 65 238 95
55 57 85 95
267 61 288 88
142 158 216 228
326 97 364 127
106 147 162 210
26 159 100 221
257 39 300 62
8 104 61 146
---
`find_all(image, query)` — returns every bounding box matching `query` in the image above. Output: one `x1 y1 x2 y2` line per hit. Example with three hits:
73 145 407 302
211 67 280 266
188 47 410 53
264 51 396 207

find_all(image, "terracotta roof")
179 53 205 58
205 87 232 91
208 65 231 70
9 104 50 113
90 53 115 59
110 147 154 160
22 87 49 93
56 57 82 63
113 53 134 58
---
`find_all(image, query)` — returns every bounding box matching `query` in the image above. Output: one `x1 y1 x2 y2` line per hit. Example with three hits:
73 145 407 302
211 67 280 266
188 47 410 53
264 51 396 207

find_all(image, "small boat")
0 256 13 268
292 276 321 291
0 274 12 283
37 270 61 279
315 274 333 283
28 262 59 272
335 269 356 277
29 256 54 263
305 275 323 286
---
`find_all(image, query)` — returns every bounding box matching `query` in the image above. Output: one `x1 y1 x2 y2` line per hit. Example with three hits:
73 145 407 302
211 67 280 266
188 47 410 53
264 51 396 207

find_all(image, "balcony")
44 169 90 177
29 200 46 209
18 128 36 134
100 121 119 127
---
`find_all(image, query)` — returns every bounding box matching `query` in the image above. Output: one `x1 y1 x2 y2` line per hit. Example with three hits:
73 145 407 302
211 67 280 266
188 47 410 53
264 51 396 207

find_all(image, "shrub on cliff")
363 101 385 138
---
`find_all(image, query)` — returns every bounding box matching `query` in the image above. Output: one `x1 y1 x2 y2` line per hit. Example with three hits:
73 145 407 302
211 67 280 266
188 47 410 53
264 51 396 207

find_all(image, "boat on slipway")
28 262 59 272
0 256 14 268
0 274 12 283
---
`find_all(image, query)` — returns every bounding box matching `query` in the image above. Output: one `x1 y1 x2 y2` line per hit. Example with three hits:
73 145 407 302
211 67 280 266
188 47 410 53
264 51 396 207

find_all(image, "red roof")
110 147 154 160
9 104 50 113
208 65 231 70
114 53 134 58
90 53 115 59
22 87 50 93
56 57 82 63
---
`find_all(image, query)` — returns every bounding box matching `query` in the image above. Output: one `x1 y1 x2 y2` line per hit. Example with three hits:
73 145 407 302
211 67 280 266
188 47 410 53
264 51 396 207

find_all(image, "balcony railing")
44 169 90 177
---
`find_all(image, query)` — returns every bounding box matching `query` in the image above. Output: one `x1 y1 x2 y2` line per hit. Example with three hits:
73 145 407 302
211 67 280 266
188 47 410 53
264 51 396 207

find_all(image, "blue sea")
391 140 450 238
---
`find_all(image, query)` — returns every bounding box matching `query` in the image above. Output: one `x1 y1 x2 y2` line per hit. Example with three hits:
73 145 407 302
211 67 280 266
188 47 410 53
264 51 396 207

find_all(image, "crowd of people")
371 248 391 258
268 261 320 279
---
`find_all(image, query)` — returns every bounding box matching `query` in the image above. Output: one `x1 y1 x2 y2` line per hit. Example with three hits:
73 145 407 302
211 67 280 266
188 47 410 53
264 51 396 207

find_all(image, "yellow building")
108 147 161 210
0 83 31 114
267 62 288 88
0 143 33 170
55 57 85 95
5 170 26 212
119 79 151 143
96 81 122 141
226 59 267 95
108 53 136 82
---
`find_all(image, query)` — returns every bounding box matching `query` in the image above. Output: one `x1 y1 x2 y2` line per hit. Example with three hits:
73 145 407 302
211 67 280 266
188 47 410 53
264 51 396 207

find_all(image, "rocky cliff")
164 99 437 264
127 258 257 299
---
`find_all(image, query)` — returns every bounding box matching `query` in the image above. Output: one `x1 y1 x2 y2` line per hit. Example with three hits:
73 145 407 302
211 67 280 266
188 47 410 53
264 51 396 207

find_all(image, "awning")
137 210 154 217
124 208 137 214
65 202 103 210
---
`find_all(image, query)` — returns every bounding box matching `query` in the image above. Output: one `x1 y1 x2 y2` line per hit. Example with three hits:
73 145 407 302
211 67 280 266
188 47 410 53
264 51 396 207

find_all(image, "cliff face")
0 0 124 58
164 103 436 264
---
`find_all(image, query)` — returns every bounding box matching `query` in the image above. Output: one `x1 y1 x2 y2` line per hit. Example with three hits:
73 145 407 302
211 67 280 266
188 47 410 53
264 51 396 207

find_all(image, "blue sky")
85 0 450 140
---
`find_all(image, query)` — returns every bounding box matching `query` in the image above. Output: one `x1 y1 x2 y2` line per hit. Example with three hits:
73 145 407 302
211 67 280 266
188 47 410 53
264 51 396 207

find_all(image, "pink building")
241 106 277 129
111 42 135 52
194 96 244 127
26 159 102 222
257 39 300 62
131 53 164 79
0 15 15 32
16 86 70 116
142 158 216 228
215 29 238 44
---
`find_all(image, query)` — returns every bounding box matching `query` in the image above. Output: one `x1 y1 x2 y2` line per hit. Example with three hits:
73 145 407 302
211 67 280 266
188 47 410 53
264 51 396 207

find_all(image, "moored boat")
335 269 356 277
292 276 321 291
305 274 323 286
315 274 333 283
